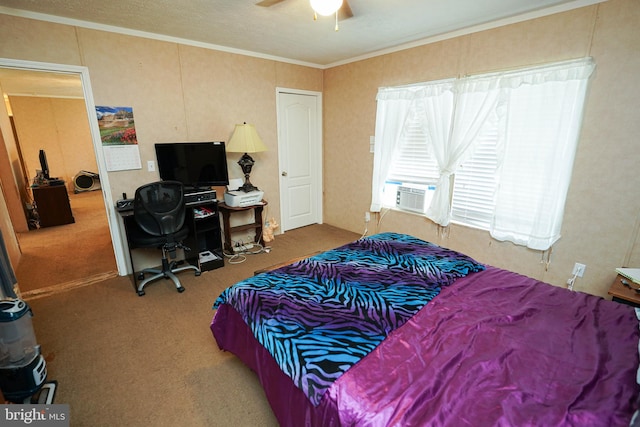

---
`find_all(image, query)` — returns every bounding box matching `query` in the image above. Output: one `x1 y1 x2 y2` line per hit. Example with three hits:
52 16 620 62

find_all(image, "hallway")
15 189 118 298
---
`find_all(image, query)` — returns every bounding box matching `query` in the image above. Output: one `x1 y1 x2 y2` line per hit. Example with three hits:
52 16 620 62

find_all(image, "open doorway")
0 59 125 297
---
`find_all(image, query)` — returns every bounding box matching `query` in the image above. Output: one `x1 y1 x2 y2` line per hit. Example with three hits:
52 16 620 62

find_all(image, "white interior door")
277 89 322 232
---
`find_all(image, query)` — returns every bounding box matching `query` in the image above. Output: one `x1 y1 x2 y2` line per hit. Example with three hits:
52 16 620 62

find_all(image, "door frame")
275 87 323 233
0 57 128 275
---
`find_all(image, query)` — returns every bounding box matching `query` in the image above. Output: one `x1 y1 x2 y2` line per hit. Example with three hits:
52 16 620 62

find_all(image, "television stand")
32 184 74 228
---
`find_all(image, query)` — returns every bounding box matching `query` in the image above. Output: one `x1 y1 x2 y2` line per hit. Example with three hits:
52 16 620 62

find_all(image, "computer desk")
117 199 224 293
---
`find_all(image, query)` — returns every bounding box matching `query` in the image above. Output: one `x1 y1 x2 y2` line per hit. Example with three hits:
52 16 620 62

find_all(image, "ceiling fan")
256 0 354 22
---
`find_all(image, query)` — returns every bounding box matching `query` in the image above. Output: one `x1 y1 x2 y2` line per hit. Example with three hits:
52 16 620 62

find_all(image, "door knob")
281 171 288 176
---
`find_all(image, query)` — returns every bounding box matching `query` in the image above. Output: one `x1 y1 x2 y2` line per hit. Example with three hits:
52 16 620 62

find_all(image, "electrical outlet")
364 212 370 223
572 262 586 278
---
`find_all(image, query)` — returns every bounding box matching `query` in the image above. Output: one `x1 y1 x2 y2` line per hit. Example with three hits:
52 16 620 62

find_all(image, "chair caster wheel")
195 271 201 276
137 290 145 296
138 273 145 280
177 287 185 293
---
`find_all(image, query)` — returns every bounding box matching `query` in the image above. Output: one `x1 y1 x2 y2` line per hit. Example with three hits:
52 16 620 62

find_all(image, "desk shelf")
193 217 220 233
184 200 224 272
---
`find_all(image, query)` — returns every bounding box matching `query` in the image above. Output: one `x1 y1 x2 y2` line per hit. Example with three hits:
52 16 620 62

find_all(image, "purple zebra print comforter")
213 232 485 405
211 234 640 426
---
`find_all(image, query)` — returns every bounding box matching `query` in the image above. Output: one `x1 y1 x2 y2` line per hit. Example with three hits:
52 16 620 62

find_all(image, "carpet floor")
25 223 359 426
15 190 118 296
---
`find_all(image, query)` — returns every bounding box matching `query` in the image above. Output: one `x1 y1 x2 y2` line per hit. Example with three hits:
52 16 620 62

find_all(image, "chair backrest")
133 181 186 237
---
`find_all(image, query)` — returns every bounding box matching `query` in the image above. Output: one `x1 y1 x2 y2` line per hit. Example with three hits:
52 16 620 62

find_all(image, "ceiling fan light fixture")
310 0 343 17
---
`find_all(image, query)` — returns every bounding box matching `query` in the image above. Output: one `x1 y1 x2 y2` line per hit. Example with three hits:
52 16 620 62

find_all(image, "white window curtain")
370 84 448 212
423 77 503 226
371 58 594 251
489 58 595 250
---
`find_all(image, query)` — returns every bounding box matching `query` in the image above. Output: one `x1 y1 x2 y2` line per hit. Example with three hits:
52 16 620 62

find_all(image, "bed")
210 232 640 426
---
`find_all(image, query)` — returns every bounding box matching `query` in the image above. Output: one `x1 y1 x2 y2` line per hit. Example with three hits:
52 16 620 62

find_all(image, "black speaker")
73 170 101 193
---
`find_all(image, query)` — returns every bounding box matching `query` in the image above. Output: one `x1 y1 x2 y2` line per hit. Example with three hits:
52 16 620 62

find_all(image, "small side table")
218 201 267 253
607 274 640 307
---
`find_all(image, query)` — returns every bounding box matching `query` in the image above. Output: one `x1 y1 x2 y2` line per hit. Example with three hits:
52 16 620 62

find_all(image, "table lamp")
226 122 268 192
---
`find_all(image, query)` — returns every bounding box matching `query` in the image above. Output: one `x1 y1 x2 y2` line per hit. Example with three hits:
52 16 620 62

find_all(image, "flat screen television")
154 141 229 191
38 149 50 180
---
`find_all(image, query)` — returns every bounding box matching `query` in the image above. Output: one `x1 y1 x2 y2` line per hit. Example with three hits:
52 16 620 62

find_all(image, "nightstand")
218 201 267 253
607 274 640 307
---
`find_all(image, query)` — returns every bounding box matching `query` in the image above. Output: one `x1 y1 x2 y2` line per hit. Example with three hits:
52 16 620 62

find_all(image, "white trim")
275 87 323 233
0 58 129 276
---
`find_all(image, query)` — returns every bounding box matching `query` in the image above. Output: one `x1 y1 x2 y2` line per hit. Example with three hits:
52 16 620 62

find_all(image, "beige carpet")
15 190 118 295
25 223 359 426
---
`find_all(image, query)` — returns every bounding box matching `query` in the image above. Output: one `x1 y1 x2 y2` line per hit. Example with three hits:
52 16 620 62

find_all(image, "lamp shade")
226 123 267 153
310 0 343 16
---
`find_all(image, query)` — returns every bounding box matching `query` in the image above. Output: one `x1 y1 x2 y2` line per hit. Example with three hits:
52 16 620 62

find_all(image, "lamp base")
237 153 260 192
238 181 259 193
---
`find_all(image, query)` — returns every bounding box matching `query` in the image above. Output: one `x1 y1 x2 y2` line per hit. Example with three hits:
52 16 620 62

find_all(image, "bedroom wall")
75 30 322 213
0 1 637 299
323 0 640 298
10 96 97 194
0 15 321 212
0 13 323 272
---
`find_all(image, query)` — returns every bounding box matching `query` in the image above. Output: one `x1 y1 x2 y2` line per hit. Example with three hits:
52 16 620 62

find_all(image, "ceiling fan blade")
256 0 286 6
338 0 354 20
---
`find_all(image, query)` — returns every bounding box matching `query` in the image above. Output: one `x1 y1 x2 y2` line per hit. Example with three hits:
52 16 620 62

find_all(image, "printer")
224 190 264 207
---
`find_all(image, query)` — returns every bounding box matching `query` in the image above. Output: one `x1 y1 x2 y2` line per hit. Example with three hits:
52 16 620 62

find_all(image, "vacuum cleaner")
0 298 54 403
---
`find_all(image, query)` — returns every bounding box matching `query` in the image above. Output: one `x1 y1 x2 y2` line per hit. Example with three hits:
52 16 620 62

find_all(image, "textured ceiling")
0 0 604 98
0 0 604 67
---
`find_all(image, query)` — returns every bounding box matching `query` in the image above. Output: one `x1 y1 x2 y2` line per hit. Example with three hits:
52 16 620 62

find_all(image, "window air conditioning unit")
73 170 101 193
396 186 427 213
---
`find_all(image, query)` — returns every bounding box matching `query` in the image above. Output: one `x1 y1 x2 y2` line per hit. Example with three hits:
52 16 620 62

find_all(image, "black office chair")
129 181 200 296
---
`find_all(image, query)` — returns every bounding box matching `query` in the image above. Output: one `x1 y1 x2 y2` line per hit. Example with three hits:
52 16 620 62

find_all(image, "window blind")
386 106 439 186
450 126 500 229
